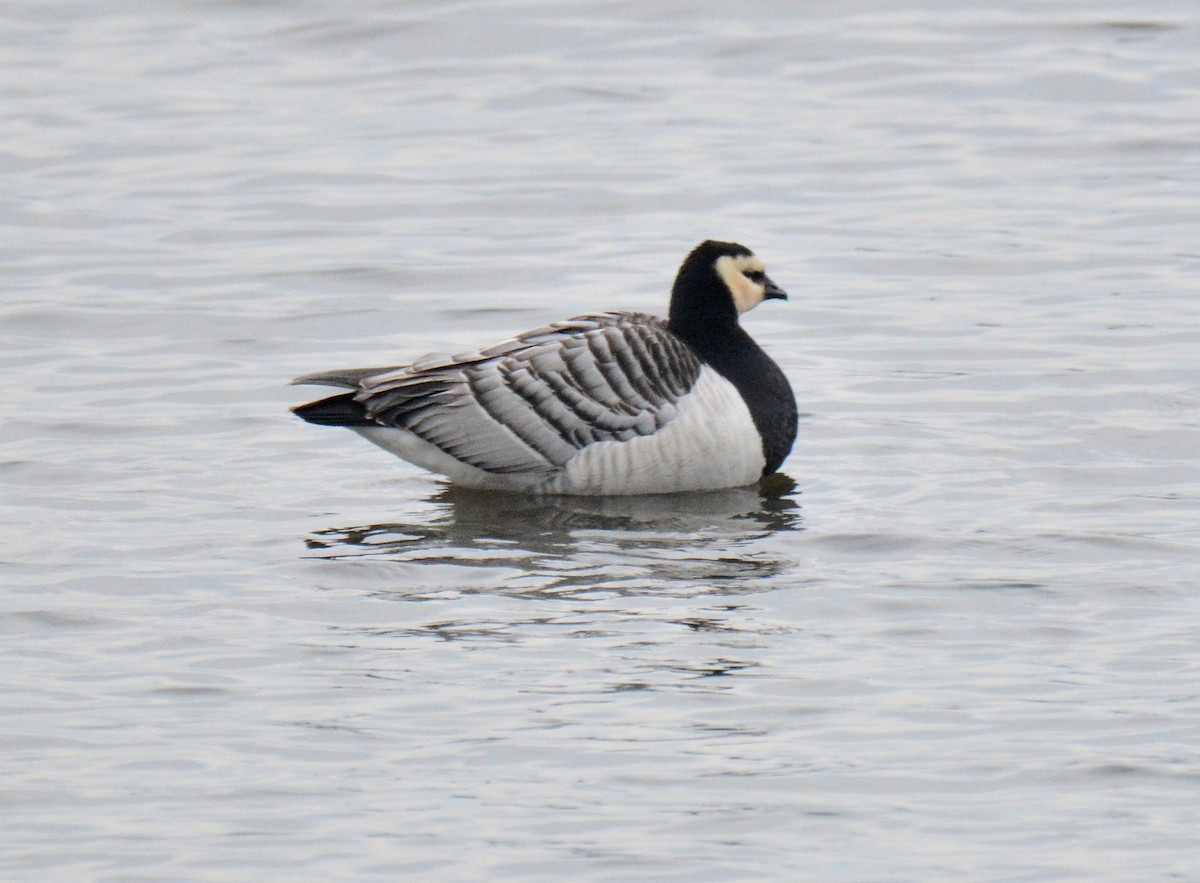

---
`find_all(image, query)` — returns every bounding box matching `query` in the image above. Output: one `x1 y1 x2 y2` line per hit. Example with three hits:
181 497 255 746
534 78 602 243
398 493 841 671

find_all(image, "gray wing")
307 312 702 478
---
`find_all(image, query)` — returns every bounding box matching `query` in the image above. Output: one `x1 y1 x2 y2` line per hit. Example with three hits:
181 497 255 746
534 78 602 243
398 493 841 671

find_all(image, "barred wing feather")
352 313 701 478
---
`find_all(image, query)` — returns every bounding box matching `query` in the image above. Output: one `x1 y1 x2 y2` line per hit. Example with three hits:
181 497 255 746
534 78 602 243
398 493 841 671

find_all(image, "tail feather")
292 393 373 427
291 367 391 389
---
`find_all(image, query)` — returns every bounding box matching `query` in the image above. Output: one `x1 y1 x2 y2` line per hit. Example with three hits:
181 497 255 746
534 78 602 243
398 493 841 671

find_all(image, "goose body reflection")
305 475 802 598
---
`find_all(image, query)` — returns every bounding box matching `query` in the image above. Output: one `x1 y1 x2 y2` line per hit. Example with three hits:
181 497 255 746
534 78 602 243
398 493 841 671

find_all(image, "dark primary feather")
292 312 703 477
291 392 372 426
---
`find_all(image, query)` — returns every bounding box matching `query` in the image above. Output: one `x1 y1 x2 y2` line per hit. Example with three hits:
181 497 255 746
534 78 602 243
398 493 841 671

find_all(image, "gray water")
3 1 1199 879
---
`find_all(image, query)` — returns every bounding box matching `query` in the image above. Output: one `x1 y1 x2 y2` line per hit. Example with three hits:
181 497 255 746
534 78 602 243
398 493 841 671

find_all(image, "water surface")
3 1 1199 879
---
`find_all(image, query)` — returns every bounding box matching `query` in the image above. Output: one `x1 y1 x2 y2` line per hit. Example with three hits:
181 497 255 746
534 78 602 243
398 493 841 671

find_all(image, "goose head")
668 240 787 332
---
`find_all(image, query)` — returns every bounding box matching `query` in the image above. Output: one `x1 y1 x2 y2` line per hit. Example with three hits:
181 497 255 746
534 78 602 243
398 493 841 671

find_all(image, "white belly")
354 426 547 491
548 368 765 494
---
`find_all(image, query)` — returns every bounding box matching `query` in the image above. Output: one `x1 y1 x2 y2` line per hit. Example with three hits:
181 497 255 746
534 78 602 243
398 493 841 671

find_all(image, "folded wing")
296 313 702 479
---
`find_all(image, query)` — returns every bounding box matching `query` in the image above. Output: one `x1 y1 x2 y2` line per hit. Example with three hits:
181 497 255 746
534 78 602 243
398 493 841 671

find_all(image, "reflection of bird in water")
305 475 803 597
308 473 802 554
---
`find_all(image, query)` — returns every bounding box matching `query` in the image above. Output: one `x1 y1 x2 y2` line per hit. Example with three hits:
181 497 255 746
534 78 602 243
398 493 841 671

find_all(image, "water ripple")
4 1 1200 879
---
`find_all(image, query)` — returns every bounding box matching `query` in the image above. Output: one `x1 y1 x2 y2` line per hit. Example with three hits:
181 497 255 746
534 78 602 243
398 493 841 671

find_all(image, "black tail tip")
292 393 372 427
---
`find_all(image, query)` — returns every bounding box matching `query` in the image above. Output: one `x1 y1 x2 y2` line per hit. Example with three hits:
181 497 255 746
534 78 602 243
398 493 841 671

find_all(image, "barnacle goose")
292 240 797 495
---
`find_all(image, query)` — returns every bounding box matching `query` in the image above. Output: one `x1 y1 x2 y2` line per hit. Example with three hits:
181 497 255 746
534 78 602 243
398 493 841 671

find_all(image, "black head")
668 240 787 332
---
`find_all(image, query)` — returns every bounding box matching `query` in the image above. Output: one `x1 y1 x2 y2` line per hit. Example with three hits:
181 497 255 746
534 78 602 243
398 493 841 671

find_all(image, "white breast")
546 366 765 495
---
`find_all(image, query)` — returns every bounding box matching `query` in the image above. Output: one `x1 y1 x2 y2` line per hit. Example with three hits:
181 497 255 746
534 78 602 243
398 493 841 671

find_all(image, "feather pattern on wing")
344 312 702 478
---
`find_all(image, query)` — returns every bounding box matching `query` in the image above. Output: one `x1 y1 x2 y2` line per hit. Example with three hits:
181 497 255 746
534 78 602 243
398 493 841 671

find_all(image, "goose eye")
744 270 765 283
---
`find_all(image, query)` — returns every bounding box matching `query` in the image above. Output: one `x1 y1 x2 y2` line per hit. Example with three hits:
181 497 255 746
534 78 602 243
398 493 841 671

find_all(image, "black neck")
668 264 738 334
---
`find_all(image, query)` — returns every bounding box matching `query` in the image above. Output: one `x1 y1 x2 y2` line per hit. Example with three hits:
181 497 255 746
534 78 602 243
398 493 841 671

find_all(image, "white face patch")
715 253 768 314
